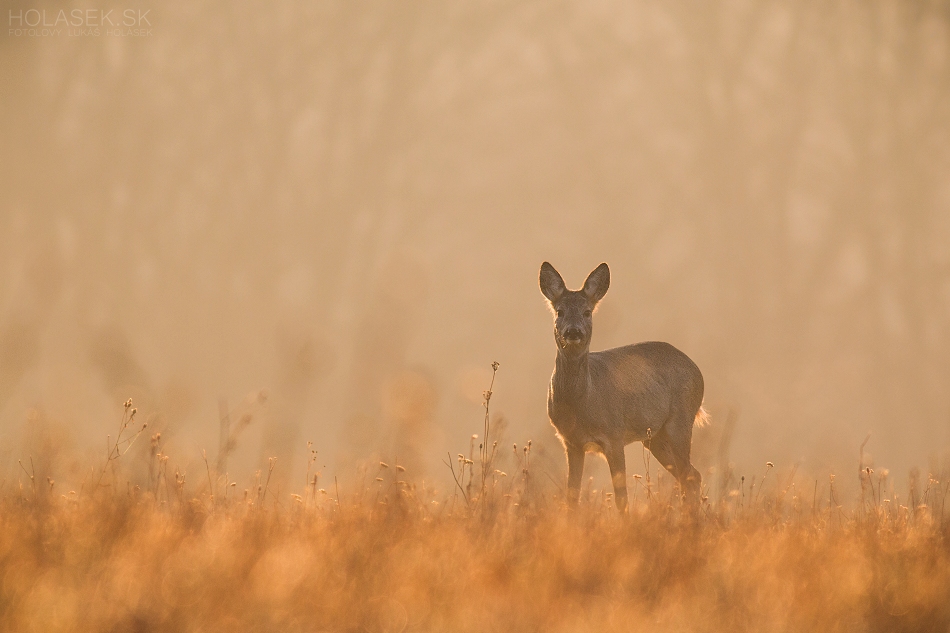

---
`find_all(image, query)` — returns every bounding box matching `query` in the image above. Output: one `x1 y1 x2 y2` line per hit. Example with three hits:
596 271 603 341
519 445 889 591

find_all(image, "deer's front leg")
605 444 628 514
566 443 585 506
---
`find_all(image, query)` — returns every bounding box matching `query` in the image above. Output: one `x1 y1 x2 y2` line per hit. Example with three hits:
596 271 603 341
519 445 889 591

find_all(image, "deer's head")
539 262 610 354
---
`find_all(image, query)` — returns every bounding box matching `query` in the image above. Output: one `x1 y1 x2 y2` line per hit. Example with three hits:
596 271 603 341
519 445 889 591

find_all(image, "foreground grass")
2 475 949 633
3 403 948 631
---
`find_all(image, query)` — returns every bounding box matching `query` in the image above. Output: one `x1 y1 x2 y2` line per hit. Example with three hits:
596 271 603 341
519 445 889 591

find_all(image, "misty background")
2 0 949 495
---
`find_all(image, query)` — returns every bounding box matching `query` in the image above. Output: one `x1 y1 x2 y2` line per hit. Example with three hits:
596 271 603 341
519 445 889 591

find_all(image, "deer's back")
586 341 704 439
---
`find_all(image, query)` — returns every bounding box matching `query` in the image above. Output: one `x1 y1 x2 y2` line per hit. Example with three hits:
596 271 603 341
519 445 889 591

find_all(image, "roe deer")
539 262 707 512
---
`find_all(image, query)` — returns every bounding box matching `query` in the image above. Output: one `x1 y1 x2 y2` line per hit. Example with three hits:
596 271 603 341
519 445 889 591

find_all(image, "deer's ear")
540 262 566 303
582 263 610 304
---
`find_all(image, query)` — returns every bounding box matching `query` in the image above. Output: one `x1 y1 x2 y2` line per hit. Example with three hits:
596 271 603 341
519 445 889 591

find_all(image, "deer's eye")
556 310 563 317
584 310 592 318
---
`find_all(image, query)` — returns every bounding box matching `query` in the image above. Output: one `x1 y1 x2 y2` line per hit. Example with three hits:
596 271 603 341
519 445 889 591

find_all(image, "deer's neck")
552 349 590 405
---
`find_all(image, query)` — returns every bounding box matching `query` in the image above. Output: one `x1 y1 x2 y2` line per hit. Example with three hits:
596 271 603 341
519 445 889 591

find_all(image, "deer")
539 262 707 513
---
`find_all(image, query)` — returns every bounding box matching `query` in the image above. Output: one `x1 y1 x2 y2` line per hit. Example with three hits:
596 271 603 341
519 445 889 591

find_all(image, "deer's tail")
694 404 710 428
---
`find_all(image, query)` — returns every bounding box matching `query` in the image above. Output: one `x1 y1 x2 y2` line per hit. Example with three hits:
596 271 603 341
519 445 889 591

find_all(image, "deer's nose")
563 327 583 341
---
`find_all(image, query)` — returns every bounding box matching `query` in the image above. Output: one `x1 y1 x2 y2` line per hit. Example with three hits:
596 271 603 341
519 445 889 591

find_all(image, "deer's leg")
646 430 700 504
665 412 703 504
682 463 702 504
605 444 628 514
565 443 585 506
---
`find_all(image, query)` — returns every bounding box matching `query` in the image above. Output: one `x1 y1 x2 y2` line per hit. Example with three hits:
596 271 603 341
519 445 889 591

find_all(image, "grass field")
2 403 950 633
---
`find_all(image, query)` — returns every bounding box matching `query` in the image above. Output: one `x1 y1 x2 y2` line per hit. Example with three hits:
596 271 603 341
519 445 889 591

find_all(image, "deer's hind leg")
646 423 701 504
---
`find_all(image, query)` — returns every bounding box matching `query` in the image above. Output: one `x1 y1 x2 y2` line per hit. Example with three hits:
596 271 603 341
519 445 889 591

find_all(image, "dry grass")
3 439 950 633
1 400 948 632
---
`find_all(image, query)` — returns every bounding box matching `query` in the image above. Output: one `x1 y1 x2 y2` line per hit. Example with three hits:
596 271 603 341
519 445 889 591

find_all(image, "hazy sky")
2 1 949 495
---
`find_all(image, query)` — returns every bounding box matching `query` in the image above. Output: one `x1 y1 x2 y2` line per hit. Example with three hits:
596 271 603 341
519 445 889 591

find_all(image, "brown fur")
540 262 706 511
